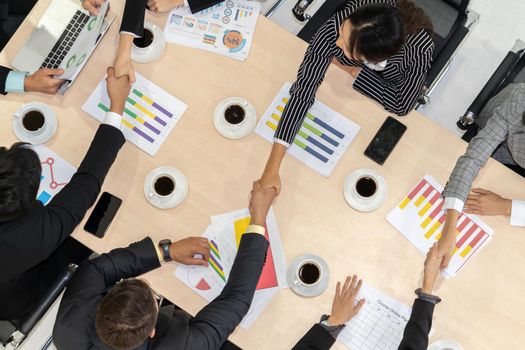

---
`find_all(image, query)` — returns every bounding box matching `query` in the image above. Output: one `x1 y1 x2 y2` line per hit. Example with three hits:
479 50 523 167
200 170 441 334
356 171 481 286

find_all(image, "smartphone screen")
364 116 407 165
84 192 122 238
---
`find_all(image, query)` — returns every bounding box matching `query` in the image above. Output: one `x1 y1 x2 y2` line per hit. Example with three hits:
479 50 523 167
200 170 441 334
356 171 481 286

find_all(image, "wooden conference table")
1 1 525 349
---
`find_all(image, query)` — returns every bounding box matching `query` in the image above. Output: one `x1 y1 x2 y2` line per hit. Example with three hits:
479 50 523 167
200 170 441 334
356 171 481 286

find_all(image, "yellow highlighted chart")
387 175 494 278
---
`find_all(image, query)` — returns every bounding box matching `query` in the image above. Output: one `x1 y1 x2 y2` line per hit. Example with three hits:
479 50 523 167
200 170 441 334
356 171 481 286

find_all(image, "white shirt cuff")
119 30 140 38
5 71 28 93
510 200 525 227
184 0 189 7
443 197 464 214
273 138 290 148
103 111 122 129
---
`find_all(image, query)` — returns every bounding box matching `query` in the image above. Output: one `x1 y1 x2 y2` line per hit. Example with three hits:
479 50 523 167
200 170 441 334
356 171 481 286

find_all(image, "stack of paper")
163 0 261 61
175 208 287 329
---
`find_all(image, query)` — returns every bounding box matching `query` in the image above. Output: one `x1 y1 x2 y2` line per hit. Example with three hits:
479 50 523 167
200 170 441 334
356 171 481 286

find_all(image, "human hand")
259 171 281 196
113 52 135 84
106 67 131 115
328 275 365 326
249 181 277 226
437 231 455 269
464 188 512 216
147 0 184 13
422 243 443 294
82 0 105 15
24 68 65 94
169 237 210 266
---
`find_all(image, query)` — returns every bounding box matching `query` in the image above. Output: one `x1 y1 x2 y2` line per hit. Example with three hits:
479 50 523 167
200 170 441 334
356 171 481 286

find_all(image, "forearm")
116 34 134 59
440 209 461 244
262 143 287 176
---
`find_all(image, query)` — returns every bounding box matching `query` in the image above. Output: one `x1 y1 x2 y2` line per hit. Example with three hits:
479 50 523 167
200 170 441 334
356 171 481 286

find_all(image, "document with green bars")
82 72 187 156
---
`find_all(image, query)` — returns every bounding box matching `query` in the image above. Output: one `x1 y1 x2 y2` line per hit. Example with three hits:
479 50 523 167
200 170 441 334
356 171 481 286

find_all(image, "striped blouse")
274 0 434 145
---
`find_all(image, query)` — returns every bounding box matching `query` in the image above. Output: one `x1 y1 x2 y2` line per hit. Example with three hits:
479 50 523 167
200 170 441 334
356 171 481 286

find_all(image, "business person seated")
0 67 129 321
292 243 443 350
0 0 64 95
83 0 222 84
438 83 525 266
258 0 434 195
53 182 276 350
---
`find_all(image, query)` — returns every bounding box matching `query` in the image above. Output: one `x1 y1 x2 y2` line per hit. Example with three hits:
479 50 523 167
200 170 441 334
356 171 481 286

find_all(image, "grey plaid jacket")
443 83 525 202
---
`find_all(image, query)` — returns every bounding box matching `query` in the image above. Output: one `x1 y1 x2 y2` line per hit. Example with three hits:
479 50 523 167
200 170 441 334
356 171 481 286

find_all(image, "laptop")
11 0 115 93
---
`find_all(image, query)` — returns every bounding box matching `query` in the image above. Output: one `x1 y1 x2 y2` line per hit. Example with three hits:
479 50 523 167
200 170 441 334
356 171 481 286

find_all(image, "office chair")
458 39 525 141
0 264 77 350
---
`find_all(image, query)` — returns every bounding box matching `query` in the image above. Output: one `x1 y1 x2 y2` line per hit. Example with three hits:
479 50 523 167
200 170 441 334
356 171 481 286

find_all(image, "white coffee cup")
222 102 248 128
353 175 379 200
296 260 323 287
14 107 47 136
149 173 177 199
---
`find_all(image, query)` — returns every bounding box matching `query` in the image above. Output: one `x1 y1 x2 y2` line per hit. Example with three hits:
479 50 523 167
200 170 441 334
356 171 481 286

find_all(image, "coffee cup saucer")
131 21 166 63
143 166 188 209
344 168 388 212
287 254 329 298
428 340 464 350
12 102 57 145
213 97 257 139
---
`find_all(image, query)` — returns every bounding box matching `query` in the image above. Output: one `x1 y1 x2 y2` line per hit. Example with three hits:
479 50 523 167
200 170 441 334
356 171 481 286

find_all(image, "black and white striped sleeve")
353 31 434 116
273 21 337 146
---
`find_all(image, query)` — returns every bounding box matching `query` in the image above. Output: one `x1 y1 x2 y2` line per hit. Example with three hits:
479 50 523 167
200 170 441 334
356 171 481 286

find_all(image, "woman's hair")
346 0 433 63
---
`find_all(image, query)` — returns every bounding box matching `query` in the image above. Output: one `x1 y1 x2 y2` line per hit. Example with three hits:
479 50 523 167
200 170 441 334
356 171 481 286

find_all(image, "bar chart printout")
386 175 495 278
337 283 411 350
255 82 361 177
33 146 76 205
82 72 187 156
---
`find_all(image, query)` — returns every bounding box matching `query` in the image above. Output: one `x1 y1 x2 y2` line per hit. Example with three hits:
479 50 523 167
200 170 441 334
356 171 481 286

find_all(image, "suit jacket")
292 298 435 350
0 124 125 320
0 65 10 95
120 0 222 37
443 83 525 202
53 233 269 350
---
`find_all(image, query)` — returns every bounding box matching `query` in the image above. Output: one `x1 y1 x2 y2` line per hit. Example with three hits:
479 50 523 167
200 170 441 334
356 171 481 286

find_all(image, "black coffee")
224 104 245 124
22 110 45 131
154 176 175 196
356 176 377 198
133 28 154 48
298 263 321 285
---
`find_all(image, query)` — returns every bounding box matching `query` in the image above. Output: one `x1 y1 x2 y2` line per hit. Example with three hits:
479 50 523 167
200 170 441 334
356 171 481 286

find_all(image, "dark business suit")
120 0 222 37
53 233 268 350
292 298 435 350
0 124 125 320
0 0 38 94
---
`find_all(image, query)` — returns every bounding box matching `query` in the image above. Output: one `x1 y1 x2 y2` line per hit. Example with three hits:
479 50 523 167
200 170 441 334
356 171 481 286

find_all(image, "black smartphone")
84 192 122 238
364 116 407 165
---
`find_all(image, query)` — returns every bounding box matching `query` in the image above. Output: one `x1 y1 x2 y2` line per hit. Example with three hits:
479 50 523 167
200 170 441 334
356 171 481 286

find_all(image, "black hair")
0 143 41 222
347 0 433 63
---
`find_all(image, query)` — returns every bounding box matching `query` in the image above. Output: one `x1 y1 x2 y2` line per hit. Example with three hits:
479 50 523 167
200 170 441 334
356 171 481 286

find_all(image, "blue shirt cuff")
5 71 28 93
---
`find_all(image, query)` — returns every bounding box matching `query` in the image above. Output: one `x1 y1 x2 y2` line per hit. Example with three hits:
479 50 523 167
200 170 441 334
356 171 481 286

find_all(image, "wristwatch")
158 239 172 262
318 314 345 339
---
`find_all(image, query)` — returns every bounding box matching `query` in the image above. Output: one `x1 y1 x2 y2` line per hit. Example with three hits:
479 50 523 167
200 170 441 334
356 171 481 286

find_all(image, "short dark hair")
96 279 158 350
0 143 41 222
347 0 433 63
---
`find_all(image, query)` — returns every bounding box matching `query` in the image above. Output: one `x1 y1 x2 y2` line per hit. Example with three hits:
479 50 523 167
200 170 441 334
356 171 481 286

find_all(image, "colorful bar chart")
208 240 226 282
255 82 360 177
387 175 494 278
83 72 187 156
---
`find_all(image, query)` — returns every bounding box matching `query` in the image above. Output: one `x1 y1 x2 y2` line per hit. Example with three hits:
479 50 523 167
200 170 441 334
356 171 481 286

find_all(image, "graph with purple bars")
82 72 187 156
255 82 361 177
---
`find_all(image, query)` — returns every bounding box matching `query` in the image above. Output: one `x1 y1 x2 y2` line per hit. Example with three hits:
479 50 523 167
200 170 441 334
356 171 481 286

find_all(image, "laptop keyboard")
41 10 90 69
